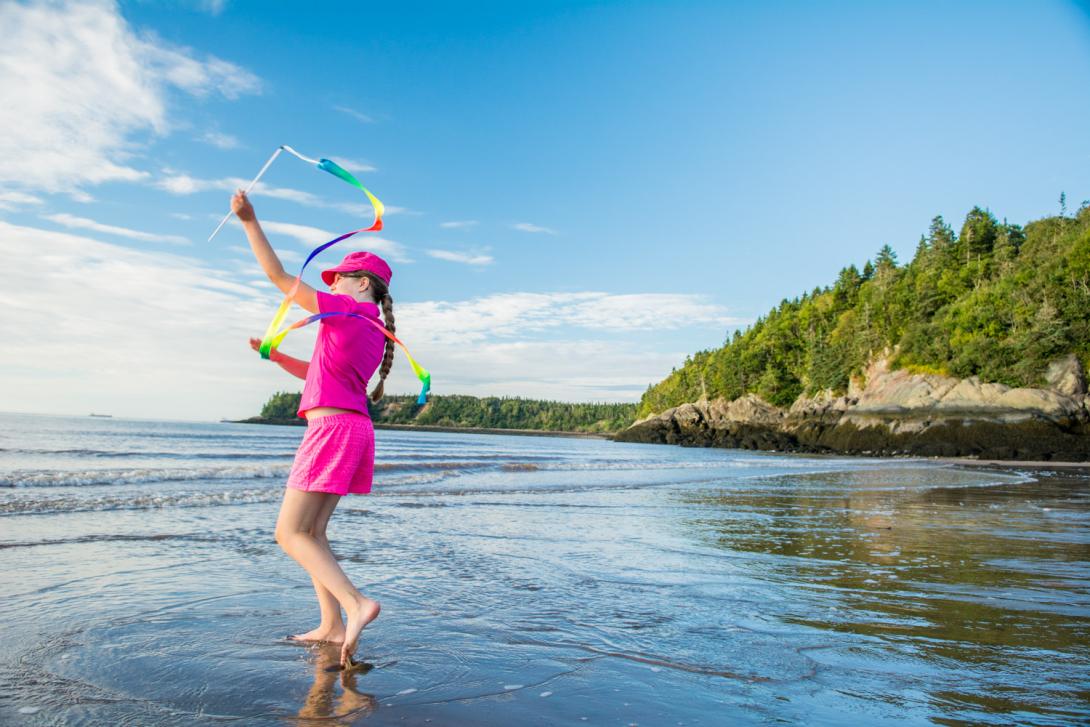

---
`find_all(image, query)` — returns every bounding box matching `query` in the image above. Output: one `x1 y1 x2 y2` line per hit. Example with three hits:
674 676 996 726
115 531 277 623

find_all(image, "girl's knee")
275 525 308 548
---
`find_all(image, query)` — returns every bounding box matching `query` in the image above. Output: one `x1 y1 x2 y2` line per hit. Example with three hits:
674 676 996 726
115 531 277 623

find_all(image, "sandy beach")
2 413 1088 725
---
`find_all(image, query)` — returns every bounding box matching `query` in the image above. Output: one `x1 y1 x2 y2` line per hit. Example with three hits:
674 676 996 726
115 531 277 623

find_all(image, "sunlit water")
1 413 1087 725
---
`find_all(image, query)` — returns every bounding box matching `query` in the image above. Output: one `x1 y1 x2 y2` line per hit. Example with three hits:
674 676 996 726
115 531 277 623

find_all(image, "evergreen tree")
959 206 998 259
636 205 1090 418
928 215 956 252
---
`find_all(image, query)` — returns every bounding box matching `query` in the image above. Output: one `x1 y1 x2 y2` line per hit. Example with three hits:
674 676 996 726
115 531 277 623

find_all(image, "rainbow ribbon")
268 313 432 405
211 145 431 404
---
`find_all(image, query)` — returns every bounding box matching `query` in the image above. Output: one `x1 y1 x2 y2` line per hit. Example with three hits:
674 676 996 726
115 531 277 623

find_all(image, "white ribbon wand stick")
206 145 325 242
207 146 284 242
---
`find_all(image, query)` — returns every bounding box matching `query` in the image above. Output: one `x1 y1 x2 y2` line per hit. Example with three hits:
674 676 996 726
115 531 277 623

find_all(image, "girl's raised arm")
231 190 319 314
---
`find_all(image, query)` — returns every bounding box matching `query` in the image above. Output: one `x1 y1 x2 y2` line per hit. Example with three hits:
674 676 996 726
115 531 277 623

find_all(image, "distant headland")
618 204 1090 462
238 392 634 438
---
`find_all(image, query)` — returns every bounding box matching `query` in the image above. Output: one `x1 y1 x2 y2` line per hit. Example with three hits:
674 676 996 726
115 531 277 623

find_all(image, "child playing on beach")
231 189 391 668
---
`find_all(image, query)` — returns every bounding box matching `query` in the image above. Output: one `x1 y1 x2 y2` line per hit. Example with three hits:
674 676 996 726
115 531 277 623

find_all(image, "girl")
231 189 393 668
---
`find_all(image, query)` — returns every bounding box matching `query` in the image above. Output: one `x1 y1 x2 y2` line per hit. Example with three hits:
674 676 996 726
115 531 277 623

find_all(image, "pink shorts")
287 412 375 496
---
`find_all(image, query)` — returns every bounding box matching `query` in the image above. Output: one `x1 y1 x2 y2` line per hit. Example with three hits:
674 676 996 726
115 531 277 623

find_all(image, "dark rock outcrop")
616 354 1090 461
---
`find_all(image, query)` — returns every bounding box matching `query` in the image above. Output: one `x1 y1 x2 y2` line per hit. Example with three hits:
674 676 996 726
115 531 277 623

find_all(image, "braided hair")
357 271 395 402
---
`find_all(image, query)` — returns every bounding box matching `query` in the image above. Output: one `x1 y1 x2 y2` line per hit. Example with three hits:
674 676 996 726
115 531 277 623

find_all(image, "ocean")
1 412 1087 725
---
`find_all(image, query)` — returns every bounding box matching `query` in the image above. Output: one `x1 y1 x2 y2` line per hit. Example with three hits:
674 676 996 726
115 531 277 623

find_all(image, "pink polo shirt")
297 292 386 418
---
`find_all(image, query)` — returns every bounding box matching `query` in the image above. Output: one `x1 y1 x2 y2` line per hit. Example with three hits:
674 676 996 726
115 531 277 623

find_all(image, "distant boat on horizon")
89 413 113 418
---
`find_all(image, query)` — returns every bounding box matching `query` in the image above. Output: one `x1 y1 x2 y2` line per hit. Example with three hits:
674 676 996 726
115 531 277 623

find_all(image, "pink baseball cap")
321 251 392 287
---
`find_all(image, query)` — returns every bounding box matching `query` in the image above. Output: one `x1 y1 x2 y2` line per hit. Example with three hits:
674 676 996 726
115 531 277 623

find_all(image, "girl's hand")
249 336 279 360
232 190 256 222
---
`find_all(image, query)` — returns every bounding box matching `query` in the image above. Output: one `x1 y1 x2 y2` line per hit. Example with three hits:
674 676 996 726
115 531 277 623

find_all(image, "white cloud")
439 220 478 229
512 222 557 235
156 173 322 205
0 191 43 211
198 0 228 16
259 220 337 247
330 157 377 174
0 221 742 414
426 249 494 266
334 105 374 123
339 235 414 264
0 220 292 420
374 289 741 403
222 220 413 264
371 293 744 401
226 243 302 265
154 171 399 219
44 213 190 245
0 0 260 194
398 292 739 346
199 130 241 149
381 338 684 402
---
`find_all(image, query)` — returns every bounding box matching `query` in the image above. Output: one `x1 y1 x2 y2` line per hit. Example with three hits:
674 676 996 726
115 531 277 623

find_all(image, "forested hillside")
257 392 636 433
639 202 1090 418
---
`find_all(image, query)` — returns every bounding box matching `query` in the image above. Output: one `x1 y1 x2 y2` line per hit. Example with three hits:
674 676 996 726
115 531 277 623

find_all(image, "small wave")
0 465 292 488
0 487 283 515
0 532 223 550
374 460 499 473
2 458 551 488
0 447 299 460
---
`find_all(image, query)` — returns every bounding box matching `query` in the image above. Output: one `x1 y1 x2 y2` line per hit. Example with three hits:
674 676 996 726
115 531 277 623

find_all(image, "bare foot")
340 597 381 666
289 625 346 644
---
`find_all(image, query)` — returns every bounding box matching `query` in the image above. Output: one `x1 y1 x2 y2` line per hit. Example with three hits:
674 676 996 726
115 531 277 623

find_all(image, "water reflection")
292 645 377 725
680 467 1090 722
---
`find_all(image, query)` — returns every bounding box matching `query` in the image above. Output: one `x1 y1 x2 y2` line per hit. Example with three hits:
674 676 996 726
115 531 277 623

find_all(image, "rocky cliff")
615 353 1090 461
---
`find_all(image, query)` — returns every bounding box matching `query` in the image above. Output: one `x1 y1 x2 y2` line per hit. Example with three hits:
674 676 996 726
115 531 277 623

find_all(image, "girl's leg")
275 488 380 664
290 493 346 642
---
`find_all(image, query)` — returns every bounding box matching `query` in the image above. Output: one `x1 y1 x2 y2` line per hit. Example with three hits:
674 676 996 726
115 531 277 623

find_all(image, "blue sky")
1 0 1088 420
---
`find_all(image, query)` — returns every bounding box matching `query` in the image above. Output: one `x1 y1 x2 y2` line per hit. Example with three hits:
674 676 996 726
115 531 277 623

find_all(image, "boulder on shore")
615 354 1090 462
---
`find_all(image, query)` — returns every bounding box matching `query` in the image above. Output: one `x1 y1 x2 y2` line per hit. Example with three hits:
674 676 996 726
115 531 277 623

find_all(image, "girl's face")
331 272 373 301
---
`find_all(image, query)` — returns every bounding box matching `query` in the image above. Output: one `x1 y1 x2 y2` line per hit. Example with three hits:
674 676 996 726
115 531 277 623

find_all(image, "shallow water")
1 413 1088 725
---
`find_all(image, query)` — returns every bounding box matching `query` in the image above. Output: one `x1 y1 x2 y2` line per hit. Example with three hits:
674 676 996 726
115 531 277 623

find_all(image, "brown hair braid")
358 272 394 403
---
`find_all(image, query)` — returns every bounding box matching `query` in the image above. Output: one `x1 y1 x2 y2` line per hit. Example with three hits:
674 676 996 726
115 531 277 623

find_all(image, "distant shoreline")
229 417 612 440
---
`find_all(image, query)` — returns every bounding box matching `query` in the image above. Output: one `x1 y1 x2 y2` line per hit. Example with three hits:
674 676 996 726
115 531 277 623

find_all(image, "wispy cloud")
0 0 260 194
0 191 43 211
226 244 302 265
333 105 374 123
0 220 288 419
512 222 557 235
199 130 241 149
258 221 337 247
198 0 228 16
330 157 377 174
381 338 687 402
223 218 414 264
154 171 402 218
44 213 190 245
426 249 494 266
378 292 744 401
156 173 321 206
439 220 478 229
401 292 740 346
0 220 742 413
339 235 414 264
